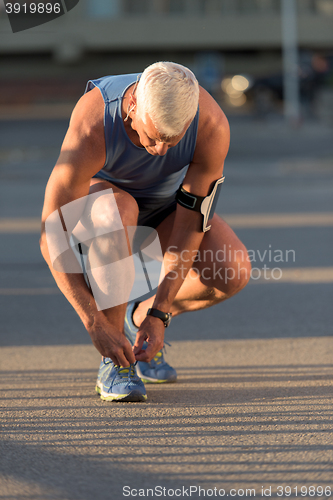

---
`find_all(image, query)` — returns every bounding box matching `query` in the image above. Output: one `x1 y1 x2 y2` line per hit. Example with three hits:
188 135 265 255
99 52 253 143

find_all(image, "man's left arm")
134 87 230 361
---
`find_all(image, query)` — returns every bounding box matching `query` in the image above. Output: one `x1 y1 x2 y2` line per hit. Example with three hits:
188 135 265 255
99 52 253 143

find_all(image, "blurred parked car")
222 52 332 117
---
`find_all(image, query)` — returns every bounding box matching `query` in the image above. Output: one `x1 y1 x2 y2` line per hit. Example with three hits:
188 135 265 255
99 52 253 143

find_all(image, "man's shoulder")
59 88 106 171
198 86 229 136
195 87 230 159
86 73 141 102
69 87 105 140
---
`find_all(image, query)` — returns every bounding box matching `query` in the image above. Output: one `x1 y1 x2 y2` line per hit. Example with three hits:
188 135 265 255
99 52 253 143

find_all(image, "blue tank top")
85 73 199 200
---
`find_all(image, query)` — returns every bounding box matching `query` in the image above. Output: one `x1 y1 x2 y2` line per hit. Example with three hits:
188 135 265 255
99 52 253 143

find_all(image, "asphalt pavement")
0 114 332 500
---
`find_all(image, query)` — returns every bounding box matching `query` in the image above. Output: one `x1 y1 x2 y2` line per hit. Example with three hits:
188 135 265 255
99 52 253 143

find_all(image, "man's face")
131 110 189 156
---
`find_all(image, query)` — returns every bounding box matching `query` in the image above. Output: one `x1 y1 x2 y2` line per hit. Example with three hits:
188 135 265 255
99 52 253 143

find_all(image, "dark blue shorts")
93 173 177 229
136 195 177 229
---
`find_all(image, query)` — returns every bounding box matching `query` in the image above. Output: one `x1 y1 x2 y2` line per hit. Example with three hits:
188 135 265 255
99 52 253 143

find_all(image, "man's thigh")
155 212 251 293
88 178 139 228
89 179 178 230
156 212 248 265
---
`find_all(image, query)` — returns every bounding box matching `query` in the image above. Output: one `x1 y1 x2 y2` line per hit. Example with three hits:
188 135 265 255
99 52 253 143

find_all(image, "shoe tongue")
103 357 113 364
153 352 163 362
118 365 134 377
118 366 129 373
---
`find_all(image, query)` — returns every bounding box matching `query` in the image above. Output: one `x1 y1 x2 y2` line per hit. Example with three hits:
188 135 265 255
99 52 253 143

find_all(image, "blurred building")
0 0 332 115
1 0 333 54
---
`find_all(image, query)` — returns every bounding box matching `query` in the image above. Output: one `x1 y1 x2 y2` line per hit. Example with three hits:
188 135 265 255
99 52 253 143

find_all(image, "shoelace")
103 358 137 379
115 363 137 379
149 341 172 365
152 351 163 365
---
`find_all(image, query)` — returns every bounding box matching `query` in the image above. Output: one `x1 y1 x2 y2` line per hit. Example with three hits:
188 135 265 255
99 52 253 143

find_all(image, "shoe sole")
136 366 177 384
139 376 177 384
124 306 177 385
95 384 147 402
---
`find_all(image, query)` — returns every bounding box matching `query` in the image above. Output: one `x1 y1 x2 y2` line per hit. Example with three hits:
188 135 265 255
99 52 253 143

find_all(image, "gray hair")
136 62 199 138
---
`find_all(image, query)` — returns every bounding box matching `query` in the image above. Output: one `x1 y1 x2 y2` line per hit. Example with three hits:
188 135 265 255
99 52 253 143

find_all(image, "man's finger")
135 340 162 362
133 331 145 356
116 351 131 367
123 342 136 365
135 350 150 362
102 352 119 366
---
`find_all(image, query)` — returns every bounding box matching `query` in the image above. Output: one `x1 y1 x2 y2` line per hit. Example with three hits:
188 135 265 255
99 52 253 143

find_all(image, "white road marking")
1 213 333 233
222 212 333 228
0 288 60 295
251 267 333 284
0 218 41 232
0 267 332 295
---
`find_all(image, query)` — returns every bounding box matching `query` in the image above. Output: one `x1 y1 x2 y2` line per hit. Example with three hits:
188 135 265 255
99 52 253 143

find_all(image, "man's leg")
86 178 140 330
132 212 251 326
84 179 147 401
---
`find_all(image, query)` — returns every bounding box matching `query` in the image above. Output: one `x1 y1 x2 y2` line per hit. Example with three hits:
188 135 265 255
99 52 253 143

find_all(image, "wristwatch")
147 308 172 327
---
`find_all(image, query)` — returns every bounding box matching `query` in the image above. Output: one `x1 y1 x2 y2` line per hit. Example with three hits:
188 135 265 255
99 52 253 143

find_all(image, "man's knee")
224 246 251 293
91 189 139 230
210 244 251 298
87 190 139 277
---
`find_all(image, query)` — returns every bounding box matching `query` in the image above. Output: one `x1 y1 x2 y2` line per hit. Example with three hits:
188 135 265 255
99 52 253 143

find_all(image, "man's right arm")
40 88 135 367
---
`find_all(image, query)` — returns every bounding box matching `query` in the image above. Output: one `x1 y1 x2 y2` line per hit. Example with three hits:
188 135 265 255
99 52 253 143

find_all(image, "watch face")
148 308 172 327
164 313 172 327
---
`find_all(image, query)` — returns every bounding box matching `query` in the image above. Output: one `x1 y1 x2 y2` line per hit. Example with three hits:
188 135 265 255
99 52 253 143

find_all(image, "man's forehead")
156 131 177 143
144 116 177 143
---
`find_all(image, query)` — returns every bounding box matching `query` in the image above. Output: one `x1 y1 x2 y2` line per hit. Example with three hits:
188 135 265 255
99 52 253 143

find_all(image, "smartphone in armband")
176 176 225 232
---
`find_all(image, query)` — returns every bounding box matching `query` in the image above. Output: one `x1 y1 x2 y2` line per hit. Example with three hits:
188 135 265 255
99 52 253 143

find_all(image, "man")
40 62 251 402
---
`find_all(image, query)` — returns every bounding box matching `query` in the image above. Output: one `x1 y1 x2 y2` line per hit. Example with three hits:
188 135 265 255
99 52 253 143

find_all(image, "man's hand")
133 316 165 362
87 315 135 367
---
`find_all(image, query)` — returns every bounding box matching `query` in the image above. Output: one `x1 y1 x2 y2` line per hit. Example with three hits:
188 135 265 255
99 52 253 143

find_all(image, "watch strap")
147 308 172 327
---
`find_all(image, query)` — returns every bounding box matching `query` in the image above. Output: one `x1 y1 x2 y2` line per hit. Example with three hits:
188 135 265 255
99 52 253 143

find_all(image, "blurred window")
246 0 280 13
150 0 168 15
168 0 186 15
85 0 333 18
204 0 223 15
220 0 238 14
258 0 280 13
87 0 122 18
315 0 333 15
213 0 280 15
0 0 7 17
123 0 150 15
297 0 316 13
239 0 261 14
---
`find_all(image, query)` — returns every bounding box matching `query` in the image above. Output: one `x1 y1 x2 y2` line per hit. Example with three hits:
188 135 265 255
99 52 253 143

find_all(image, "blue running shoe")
95 358 147 402
124 302 177 384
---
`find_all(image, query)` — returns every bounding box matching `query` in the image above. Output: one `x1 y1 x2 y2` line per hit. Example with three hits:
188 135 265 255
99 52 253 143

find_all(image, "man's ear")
129 94 137 110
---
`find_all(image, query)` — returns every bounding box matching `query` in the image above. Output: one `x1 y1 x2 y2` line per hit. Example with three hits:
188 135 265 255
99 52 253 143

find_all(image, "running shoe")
124 302 177 384
95 357 147 402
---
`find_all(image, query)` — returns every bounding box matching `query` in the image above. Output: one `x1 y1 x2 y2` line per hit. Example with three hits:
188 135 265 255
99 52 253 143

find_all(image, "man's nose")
155 142 168 156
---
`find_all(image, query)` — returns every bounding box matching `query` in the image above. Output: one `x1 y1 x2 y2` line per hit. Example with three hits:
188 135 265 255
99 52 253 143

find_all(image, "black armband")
176 176 225 232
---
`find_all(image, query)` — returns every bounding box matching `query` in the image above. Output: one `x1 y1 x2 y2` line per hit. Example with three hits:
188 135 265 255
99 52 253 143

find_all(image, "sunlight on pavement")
1 213 333 233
